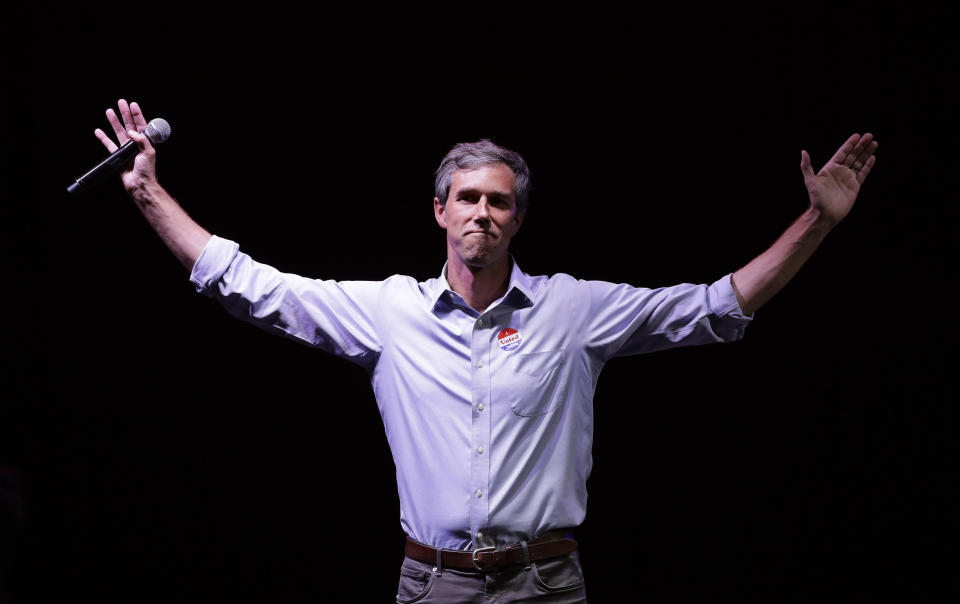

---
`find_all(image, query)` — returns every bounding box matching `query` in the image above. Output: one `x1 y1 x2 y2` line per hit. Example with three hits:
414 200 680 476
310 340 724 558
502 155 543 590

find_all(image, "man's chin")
462 249 505 269
463 255 492 268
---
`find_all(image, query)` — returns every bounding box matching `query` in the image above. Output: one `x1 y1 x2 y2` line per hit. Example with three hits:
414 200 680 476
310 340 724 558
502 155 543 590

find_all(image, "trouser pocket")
396 559 435 603
532 553 586 592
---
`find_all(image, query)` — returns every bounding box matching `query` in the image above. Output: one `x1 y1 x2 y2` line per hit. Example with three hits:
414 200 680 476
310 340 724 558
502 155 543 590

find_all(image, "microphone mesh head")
144 118 171 144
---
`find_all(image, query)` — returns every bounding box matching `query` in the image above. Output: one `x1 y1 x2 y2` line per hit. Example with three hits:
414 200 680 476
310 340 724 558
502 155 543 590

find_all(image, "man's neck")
445 251 511 314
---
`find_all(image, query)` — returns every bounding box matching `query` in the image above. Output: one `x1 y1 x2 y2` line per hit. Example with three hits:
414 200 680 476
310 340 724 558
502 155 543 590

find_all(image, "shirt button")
476 489 483 498
476 318 484 327
477 532 484 540
477 403 485 412
477 446 484 455
476 360 484 368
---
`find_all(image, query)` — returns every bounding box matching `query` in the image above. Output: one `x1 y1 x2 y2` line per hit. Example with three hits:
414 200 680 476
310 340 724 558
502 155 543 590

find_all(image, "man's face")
434 163 525 269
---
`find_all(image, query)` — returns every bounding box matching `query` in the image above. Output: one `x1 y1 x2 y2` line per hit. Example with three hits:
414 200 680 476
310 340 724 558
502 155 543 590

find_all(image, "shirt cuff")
708 273 753 321
189 235 240 293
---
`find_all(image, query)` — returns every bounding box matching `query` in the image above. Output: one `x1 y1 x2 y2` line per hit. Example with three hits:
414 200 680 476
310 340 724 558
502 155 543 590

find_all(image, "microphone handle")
67 139 139 195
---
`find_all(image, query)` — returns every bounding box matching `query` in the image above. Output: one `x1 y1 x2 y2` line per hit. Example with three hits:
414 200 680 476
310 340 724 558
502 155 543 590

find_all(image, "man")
93 99 876 602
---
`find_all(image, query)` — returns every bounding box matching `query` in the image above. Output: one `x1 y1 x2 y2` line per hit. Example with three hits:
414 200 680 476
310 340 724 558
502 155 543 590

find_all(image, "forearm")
731 206 835 315
128 180 212 271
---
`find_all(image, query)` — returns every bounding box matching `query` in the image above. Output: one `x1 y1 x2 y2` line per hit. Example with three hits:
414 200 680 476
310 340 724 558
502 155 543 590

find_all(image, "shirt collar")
428 255 536 313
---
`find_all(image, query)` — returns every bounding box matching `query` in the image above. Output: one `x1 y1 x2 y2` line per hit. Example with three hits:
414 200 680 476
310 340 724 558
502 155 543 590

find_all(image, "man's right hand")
92 98 212 271
94 99 158 194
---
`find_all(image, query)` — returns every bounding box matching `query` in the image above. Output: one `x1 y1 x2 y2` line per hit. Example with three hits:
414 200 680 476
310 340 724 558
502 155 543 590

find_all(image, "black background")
2 5 957 602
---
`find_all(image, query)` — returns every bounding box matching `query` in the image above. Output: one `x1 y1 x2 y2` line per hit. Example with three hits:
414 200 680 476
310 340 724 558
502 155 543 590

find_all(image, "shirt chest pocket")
493 349 567 417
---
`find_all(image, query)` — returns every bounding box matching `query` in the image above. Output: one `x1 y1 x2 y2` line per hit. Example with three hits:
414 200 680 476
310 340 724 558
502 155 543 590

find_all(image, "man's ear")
434 197 448 229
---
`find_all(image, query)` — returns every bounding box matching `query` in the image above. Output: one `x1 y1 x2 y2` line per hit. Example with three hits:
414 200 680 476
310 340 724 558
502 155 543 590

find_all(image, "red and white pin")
497 327 523 352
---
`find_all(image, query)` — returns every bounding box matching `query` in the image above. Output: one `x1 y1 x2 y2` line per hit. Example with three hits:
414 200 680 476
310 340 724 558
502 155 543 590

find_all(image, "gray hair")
434 139 531 214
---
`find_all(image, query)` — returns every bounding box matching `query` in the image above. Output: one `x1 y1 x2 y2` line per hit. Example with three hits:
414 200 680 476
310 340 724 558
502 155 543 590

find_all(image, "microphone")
66 118 171 195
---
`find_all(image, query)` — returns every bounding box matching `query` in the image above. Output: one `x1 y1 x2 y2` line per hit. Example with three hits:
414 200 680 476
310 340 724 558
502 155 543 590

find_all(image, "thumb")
127 129 154 152
800 150 815 179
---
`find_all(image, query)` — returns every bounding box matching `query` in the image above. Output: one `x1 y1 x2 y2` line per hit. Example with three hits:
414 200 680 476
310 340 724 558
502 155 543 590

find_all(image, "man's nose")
474 197 491 221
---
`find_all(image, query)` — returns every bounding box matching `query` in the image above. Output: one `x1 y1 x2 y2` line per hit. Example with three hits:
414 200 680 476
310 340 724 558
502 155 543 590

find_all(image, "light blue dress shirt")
190 235 752 551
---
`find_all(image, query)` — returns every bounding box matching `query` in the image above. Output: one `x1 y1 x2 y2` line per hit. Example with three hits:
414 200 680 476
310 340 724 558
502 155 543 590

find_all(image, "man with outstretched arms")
95 99 877 602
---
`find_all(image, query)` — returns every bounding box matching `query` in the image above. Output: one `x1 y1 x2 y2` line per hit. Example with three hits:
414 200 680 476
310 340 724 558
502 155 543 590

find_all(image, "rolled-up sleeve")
190 235 241 293
585 273 752 361
189 236 383 366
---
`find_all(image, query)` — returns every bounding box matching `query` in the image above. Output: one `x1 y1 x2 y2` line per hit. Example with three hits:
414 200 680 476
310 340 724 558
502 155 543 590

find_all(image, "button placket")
468 312 492 543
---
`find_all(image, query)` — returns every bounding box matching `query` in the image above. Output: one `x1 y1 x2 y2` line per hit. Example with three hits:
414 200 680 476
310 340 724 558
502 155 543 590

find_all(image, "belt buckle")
472 545 496 570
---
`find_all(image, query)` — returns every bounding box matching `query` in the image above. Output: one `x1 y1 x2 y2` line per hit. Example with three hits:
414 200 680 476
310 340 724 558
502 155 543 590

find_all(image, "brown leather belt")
405 530 578 571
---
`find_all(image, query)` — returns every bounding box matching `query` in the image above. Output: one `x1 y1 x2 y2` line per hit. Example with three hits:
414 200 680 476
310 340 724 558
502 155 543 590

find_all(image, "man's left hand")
801 132 878 227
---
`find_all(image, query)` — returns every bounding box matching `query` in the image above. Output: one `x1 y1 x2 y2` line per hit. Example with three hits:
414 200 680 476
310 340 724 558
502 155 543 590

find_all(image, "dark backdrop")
2 6 957 602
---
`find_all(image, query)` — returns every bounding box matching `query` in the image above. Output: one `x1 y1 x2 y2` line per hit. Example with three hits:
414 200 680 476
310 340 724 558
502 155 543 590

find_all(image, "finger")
847 133 873 168
850 142 877 175
828 133 861 166
129 101 148 131
856 154 877 185
94 128 119 153
118 99 136 133
106 107 129 144
852 136 878 169
847 131 873 159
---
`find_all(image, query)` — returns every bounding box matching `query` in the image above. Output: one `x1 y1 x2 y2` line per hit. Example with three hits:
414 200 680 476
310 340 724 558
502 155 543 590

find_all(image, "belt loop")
435 546 443 576
520 540 531 570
